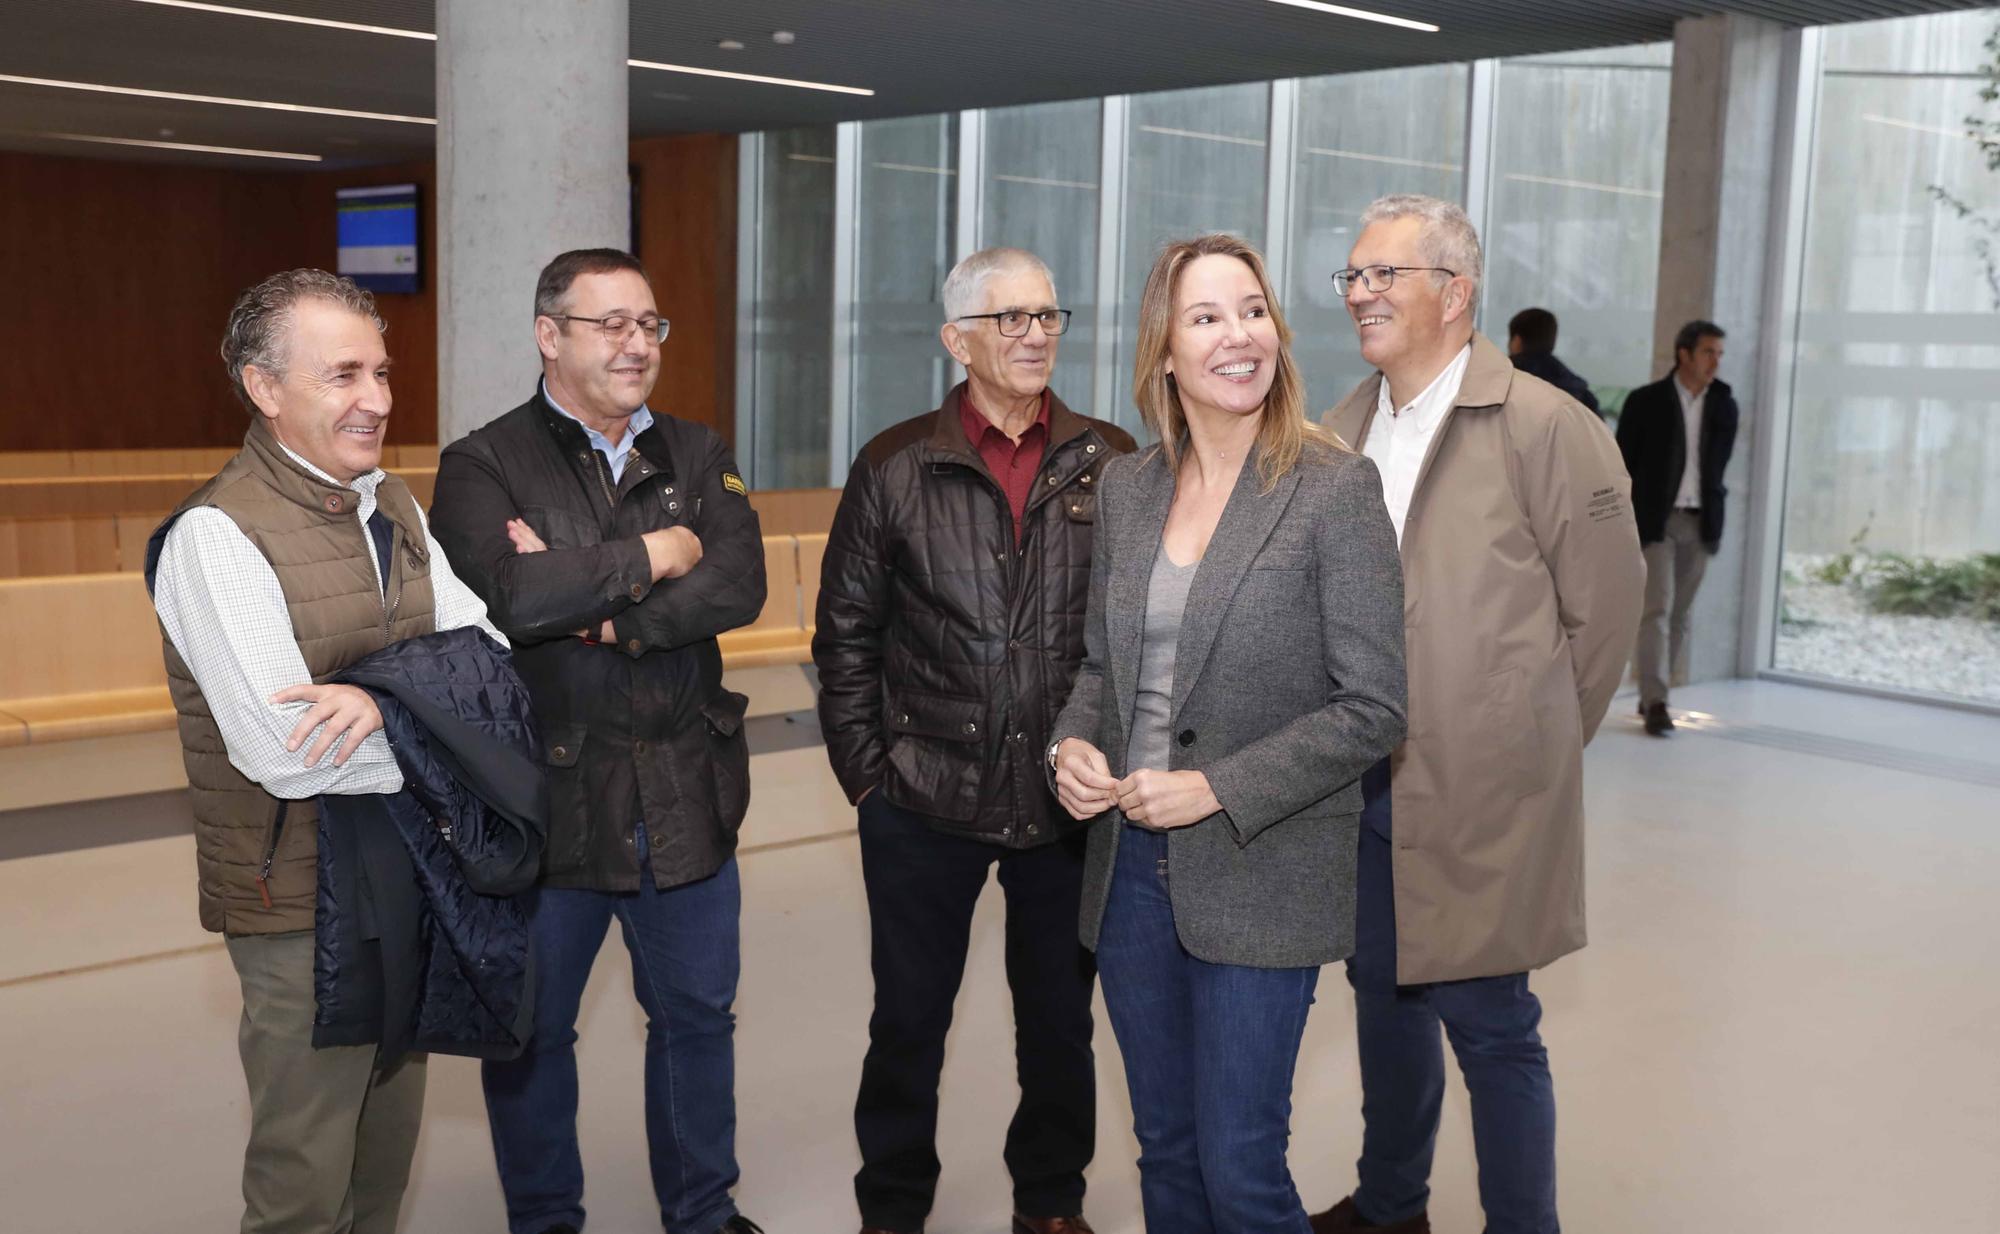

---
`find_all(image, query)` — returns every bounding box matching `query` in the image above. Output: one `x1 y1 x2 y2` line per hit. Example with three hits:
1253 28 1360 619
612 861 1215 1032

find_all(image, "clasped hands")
1053 738 1220 830
504 516 702 642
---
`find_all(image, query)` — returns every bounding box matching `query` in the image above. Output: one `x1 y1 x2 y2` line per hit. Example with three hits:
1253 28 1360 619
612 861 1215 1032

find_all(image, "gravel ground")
1775 555 2000 704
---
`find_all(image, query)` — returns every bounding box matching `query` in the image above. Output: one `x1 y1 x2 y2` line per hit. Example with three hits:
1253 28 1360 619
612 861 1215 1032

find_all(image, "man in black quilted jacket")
813 247 1135 1234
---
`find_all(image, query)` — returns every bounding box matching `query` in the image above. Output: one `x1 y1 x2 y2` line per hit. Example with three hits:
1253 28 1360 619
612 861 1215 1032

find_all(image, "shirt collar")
273 434 384 496
542 378 654 453
1676 375 1707 405
959 386 1050 448
1375 342 1472 433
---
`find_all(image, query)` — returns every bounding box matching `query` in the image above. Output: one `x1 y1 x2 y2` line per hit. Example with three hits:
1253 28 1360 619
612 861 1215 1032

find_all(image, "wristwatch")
1047 739 1067 774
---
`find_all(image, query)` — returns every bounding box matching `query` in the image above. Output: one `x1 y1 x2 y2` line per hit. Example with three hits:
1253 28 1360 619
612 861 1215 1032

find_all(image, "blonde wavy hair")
1131 233 1340 493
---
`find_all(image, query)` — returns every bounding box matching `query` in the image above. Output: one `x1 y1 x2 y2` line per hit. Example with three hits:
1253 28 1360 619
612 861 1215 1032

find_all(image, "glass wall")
745 127 834 489
1112 82 1272 434
1773 9 2000 703
737 46 1675 484
981 98 1102 412
850 114 960 447
1288 64 1468 412
1483 44 1673 415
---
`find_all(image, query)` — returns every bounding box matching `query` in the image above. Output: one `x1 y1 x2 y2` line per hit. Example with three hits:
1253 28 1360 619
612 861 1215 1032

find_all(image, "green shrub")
1863 553 1997 620
1812 553 1855 586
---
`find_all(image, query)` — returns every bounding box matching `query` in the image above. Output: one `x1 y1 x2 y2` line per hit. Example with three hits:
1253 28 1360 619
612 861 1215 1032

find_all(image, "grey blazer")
1049 440 1407 968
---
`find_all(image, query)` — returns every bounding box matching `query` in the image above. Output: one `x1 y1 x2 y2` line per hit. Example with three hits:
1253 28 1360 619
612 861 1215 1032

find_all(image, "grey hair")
220 269 383 411
941 247 1057 323
1359 193 1483 313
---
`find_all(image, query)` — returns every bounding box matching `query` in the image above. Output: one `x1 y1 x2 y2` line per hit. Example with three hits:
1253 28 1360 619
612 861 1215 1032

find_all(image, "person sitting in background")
1507 307 1601 417
1051 232 1408 1233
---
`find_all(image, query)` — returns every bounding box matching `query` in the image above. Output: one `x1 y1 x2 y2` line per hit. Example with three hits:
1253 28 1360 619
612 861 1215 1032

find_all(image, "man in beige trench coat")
1309 196 1644 1234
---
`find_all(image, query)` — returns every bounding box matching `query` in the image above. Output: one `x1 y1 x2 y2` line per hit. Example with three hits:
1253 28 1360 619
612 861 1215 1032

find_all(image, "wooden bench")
0 534 824 748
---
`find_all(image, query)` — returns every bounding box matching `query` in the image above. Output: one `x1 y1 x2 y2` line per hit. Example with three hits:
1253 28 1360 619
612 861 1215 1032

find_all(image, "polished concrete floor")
3 672 1997 1233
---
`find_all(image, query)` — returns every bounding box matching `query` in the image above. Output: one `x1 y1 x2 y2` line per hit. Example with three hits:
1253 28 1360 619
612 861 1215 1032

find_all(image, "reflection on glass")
1774 10 2000 703
1288 64 1468 413
1483 44 1672 417
982 98 1102 414
1116 82 1272 438
851 114 960 450
749 127 834 489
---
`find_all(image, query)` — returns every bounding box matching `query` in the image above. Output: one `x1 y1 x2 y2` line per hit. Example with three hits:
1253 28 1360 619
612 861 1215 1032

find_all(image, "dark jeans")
854 792 1097 1231
1095 824 1319 1233
1347 760 1560 1234
482 833 743 1234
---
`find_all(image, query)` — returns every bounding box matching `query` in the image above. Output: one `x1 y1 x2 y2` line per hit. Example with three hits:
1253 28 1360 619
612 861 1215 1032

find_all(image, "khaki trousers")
1637 508 1710 708
225 930 426 1234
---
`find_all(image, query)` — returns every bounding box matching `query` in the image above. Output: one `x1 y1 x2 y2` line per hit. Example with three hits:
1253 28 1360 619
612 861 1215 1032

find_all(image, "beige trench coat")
1324 333 1644 984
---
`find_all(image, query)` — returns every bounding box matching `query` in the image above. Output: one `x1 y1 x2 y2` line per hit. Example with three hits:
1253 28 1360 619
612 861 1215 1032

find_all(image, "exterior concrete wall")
436 0 629 444
1651 14 1785 687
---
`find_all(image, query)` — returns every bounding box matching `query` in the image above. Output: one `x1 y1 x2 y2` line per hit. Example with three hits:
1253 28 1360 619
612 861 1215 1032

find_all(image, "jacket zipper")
255 799 289 910
381 523 404 641
589 451 618 511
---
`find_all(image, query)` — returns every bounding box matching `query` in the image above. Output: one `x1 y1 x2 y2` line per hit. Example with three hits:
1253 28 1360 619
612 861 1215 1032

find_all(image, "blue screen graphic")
336 184 420 294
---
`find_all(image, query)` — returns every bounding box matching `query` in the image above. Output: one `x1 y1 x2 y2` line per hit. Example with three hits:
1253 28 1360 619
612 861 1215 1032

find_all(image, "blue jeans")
1095 825 1319 1234
1347 760 1559 1234
482 837 742 1234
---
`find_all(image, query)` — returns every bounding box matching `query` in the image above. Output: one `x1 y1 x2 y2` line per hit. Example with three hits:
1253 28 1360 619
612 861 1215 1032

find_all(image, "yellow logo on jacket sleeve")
721 472 747 496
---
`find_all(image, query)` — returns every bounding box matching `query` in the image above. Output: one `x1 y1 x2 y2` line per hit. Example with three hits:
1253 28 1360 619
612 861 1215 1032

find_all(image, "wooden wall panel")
4 136 735 453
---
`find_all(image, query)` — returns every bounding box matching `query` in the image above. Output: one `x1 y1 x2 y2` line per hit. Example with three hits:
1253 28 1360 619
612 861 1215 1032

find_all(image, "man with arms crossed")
149 269 507 1233
429 249 767 1234
1313 197 1643 1234
814 247 1134 1234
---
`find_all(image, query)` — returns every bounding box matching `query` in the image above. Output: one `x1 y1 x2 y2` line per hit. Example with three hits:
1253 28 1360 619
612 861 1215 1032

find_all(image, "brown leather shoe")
1308 1195 1431 1233
1012 1217 1095 1234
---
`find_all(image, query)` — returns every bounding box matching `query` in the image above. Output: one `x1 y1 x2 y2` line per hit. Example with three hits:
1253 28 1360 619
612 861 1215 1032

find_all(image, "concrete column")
436 0 629 444
1649 13 1786 686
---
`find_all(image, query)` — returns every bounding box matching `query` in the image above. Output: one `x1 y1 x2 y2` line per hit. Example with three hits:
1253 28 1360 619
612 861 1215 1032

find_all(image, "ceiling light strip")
628 59 874 97
125 0 436 39
0 73 435 125
28 131 323 161
1263 0 1438 33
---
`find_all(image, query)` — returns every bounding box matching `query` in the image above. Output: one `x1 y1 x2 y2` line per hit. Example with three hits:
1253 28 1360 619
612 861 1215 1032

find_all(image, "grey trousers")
1637 509 1710 708
225 930 426 1234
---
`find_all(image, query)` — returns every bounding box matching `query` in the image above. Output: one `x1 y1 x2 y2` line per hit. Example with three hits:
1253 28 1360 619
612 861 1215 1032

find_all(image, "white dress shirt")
153 439 505 799
1674 377 1706 510
1361 343 1472 546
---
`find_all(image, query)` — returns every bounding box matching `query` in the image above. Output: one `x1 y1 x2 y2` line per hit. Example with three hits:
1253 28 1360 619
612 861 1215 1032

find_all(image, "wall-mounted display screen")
336 183 421 293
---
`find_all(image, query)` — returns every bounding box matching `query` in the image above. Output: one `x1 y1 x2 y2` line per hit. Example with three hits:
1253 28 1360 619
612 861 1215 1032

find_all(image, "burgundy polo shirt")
959 390 1051 545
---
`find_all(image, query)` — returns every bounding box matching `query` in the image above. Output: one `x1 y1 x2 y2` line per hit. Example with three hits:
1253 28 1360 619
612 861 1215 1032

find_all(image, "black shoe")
537 1226 579 1234
722 1219 766 1234
1643 701 1674 736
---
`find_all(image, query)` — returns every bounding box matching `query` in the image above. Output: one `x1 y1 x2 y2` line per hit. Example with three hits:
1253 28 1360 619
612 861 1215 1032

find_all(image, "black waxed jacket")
813 384 1135 848
429 388 763 892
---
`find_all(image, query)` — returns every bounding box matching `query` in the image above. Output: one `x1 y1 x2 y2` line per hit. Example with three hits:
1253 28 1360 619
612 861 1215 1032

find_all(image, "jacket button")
324 496 342 512
1086 443 1098 455
1080 472 1093 484
1002 826 1012 837
897 713 910 726
668 501 680 512
664 486 674 495
964 721 979 735
1178 729 1195 747
630 584 644 599
1027 824 1039 836
552 745 567 759
626 639 641 653
1046 474 1059 486
1070 504 1081 515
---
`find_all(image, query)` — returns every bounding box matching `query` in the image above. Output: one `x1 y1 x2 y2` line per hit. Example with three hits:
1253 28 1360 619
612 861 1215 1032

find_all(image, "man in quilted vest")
147 269 506 1234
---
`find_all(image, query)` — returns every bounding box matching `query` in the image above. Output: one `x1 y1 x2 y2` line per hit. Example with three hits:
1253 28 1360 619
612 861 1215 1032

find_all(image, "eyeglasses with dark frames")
549 313 671 345
954 308 1073 338
1330 265 1458 296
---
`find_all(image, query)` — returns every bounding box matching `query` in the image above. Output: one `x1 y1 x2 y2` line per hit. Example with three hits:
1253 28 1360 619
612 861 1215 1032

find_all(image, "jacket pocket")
1475 667 1547 801
542 722 590 872
883 687 985 821
701 690 752 834
1063 494 1097 523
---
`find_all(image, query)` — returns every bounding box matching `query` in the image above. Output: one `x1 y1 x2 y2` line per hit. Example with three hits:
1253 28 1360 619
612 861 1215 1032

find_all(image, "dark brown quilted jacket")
813 384 1136 848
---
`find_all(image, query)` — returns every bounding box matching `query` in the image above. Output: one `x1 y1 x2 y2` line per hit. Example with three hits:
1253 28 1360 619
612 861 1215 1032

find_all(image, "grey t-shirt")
1125 543 1199 775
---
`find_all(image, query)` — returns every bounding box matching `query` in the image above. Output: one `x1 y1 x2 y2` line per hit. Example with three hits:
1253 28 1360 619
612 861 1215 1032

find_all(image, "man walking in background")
1616 320 1739 736
1506 307 1600 417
